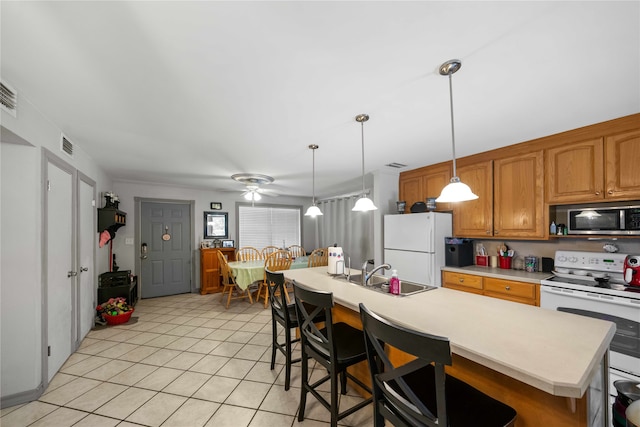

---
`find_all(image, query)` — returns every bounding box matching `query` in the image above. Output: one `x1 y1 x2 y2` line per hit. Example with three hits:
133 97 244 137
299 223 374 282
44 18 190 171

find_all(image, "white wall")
1 142 41 399
373 169 400 265
1 96 112 403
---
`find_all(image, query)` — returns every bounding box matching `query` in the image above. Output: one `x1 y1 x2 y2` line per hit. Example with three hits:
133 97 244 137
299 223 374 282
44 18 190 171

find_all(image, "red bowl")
104 309 134 325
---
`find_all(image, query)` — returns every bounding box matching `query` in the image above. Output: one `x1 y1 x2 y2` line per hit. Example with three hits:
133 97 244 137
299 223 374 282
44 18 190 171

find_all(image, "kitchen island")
283 267 615 427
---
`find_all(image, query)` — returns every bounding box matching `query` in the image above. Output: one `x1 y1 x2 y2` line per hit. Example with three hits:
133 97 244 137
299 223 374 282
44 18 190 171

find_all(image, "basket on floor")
103 309 134 325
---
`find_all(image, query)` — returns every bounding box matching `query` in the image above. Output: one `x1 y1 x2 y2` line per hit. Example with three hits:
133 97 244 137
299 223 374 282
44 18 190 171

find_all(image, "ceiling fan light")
305 205 323 217
253 192 261 201
352 196 378 212
435 177 479 203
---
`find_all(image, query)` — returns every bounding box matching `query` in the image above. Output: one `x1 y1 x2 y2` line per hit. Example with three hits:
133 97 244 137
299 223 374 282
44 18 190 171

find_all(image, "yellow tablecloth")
228 256 309 290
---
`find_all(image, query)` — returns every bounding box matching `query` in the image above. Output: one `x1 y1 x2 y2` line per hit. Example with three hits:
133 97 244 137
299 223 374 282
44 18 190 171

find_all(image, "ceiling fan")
231 173 279 201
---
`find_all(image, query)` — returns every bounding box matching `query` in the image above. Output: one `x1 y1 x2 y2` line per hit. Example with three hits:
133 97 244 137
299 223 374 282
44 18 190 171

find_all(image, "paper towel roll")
328 247 344 275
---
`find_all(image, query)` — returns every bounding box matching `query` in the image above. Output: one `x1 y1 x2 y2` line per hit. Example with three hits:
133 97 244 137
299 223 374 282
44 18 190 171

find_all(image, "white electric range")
540 251 640 427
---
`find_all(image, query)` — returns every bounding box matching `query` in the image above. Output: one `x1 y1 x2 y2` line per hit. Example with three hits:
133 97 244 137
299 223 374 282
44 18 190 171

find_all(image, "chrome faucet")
361 261 391 286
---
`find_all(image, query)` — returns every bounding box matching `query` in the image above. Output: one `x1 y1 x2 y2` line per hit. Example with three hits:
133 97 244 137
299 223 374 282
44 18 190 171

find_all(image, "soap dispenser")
389 270 400 295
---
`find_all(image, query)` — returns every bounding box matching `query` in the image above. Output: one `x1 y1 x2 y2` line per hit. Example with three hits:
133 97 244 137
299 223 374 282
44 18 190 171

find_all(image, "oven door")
540 285 640 378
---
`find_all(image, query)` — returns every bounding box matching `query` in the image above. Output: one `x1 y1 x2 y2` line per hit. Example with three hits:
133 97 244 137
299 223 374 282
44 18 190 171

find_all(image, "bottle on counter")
550 221 556 235
389 270 400 295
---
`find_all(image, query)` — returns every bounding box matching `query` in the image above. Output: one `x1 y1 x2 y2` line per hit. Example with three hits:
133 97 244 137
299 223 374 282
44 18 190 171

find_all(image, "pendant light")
304 144 323 217
435 59 479 203
352 113 378 212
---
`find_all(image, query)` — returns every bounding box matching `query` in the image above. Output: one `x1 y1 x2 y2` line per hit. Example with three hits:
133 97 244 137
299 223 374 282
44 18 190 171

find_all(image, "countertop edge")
441 265 553 284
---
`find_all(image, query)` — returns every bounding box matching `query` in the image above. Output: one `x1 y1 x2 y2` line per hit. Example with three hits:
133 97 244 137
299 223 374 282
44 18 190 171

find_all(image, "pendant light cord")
448 72 458 178
312 147 316 204
360 120 366 194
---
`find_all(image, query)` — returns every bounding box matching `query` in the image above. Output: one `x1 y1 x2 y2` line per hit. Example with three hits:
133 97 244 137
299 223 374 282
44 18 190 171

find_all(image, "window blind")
238 205 301 249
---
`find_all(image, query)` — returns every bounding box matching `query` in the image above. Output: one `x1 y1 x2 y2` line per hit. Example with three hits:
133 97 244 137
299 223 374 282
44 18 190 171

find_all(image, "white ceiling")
2 1 639 198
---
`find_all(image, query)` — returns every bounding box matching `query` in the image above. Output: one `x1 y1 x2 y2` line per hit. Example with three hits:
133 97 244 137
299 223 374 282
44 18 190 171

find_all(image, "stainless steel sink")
342 274 436 296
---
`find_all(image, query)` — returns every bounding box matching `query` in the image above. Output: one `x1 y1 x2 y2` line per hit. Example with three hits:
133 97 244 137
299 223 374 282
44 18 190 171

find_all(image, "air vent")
0 81 17 117
385 162 407 169
60 134 74 157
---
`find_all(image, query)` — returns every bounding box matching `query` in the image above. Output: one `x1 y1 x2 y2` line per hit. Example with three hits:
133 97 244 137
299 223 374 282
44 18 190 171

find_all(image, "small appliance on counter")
327 246 345 275
624 255 640 286
444 237 474 268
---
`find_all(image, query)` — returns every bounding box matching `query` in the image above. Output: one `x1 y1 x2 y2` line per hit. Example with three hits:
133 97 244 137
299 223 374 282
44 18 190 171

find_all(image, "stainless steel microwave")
567 205 640 235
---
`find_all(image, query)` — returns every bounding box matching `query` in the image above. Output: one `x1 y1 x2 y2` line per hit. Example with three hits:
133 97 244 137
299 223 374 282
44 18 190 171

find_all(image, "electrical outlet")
125 238 134 245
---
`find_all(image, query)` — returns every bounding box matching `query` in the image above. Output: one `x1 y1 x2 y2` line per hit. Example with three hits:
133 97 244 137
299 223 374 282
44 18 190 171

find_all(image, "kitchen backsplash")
472 238 640 264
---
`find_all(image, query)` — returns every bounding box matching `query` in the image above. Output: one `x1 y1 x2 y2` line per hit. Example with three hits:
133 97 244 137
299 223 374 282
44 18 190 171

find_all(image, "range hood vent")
60 134 74 157
0 81 17 117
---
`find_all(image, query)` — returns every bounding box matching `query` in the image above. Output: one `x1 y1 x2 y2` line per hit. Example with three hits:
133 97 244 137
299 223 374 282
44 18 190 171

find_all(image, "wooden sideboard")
200 247 236 295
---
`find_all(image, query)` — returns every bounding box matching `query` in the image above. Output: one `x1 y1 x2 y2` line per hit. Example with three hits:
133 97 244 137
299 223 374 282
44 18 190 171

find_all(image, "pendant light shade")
304 144 323 217
435 59 479 203
352 114 377 212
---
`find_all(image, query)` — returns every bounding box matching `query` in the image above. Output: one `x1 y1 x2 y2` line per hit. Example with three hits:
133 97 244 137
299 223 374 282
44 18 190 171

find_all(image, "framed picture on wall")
204 211 228 239
210 202 222 210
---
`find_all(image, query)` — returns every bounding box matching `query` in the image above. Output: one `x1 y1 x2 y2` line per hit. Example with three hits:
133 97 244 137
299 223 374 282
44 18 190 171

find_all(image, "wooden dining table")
228 256 308 290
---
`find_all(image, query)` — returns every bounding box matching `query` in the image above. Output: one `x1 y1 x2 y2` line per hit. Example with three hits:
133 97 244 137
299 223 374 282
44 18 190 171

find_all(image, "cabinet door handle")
595 191 601 196
486 230 491 235
505 286 511 291
495 230 499 235
459 278 464 283
608 190 613 195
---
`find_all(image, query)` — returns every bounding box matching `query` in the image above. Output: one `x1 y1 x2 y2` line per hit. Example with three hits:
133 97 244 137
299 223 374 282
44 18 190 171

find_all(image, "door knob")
80 267 88 272
67 271 78 277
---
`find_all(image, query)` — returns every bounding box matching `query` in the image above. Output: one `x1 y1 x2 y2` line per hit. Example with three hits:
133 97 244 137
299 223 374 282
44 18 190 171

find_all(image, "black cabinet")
97 279 138 306
97 271 138 306
97 207 126 232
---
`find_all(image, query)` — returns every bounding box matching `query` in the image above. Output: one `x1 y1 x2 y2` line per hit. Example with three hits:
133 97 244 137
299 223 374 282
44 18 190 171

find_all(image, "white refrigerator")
383 212 452 287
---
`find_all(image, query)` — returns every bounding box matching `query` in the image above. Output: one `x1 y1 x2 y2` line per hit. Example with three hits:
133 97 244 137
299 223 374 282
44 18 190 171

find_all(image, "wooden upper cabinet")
422 163 452 212
398 175 422 213
494 151 545 238
398 162 451 213
546 129 640 204
546 138 605 203
605 129 640 200
453 160 493 237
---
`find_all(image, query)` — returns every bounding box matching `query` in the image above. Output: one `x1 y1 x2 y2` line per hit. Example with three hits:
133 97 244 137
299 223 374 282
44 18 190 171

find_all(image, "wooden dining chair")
256 250 292 308
236 246 262 261
287 245 306 258
261 245 280 259
217 250 253 309
307 247 329 267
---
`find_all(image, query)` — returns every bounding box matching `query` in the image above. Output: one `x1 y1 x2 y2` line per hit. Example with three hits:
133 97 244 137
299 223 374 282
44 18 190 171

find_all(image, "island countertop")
283 267 615 399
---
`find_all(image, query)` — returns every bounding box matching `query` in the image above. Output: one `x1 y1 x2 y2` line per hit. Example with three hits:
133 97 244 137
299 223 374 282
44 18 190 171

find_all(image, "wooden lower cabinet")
200 247 236 295
442 271 539 306
484 277 538 306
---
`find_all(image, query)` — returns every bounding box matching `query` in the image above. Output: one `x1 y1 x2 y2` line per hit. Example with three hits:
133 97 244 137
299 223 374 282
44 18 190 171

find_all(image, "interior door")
77 174 95 342
45 154 75 381
140 202 191 298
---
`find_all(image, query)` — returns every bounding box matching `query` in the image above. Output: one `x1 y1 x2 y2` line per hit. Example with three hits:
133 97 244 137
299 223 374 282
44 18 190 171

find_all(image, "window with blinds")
238 205 301 249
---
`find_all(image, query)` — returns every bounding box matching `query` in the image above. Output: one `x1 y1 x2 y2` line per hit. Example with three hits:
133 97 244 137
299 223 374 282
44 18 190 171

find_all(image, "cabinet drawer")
443 271 483 290
484 278 535 300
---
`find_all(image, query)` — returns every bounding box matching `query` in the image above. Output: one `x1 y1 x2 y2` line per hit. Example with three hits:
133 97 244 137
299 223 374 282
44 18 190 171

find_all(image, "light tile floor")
0 293 373 427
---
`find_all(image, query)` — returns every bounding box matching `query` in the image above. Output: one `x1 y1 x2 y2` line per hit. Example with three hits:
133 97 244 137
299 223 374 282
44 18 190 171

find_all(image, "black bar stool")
264 268 324 391
359 303 517 427
293 282 372 427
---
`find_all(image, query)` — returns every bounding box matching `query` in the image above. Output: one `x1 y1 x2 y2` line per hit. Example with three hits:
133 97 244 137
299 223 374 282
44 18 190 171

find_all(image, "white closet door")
78 175 95 342
46 159 75 381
